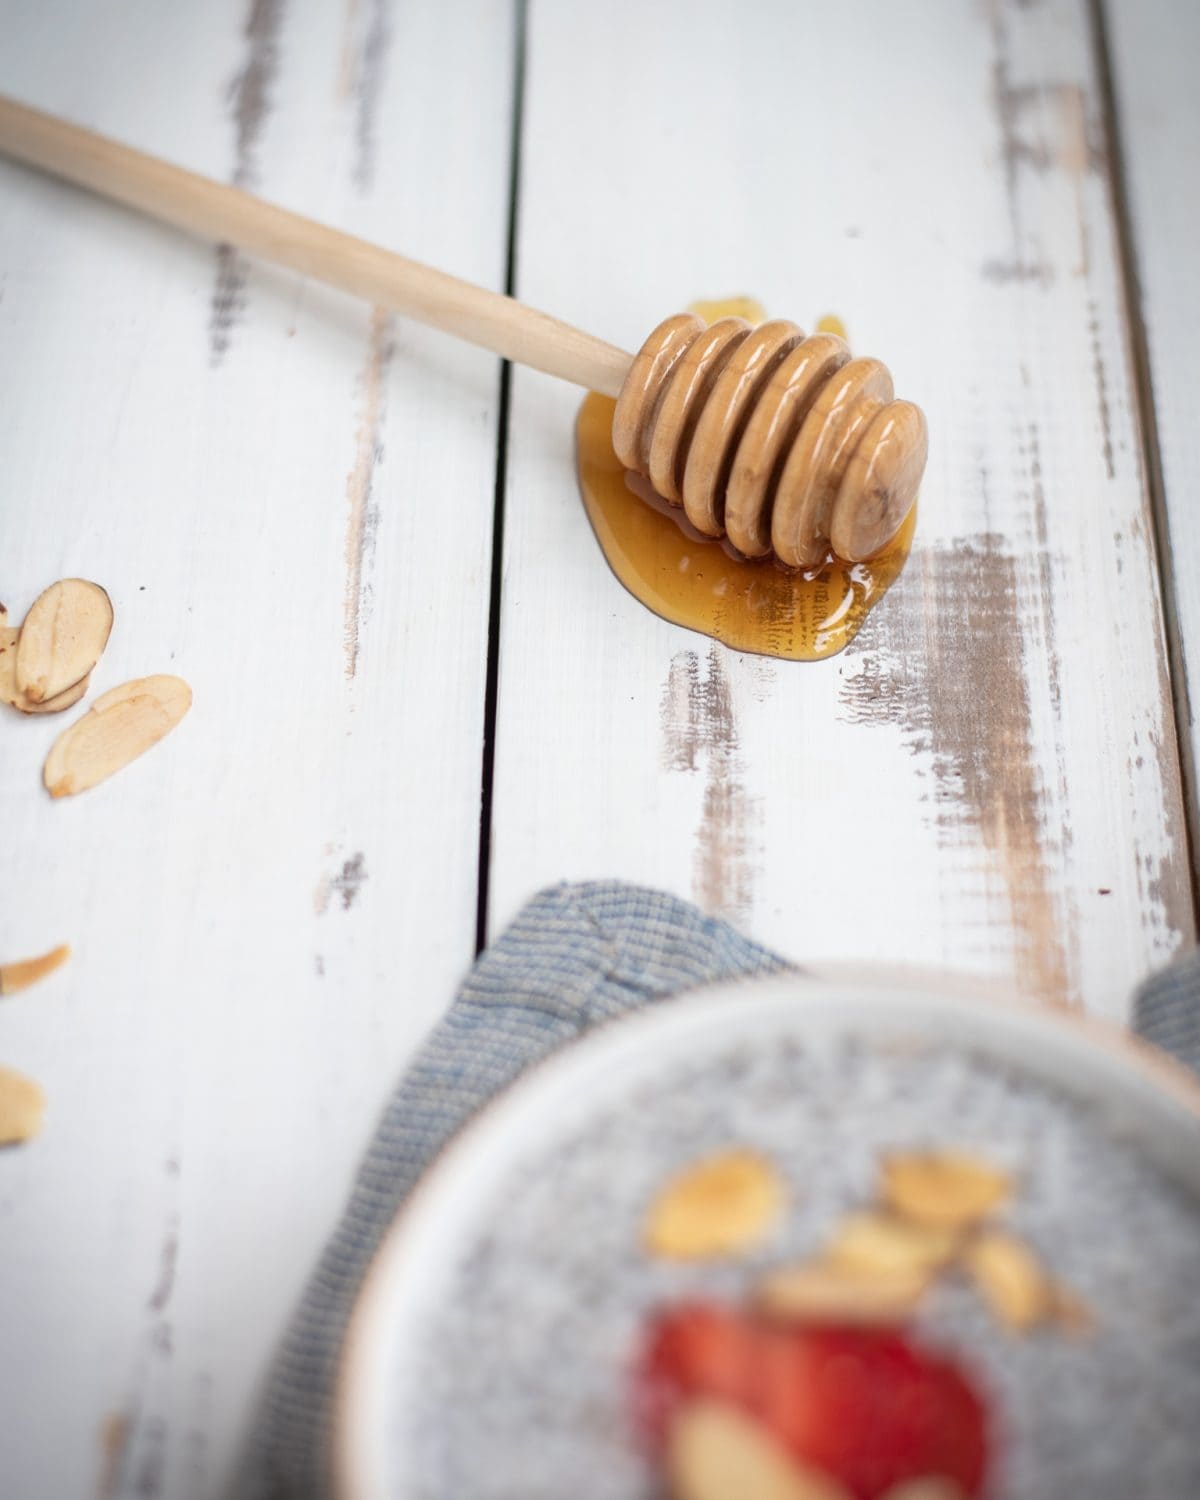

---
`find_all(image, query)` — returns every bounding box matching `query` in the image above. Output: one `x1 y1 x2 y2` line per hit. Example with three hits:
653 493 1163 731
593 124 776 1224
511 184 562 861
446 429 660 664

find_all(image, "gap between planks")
475 0 528 954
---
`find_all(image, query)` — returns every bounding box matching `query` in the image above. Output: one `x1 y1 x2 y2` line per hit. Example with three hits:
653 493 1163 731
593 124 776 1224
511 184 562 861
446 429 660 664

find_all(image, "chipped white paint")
489 0 1193 1008
1108 0 1200 888
0 0 510 1496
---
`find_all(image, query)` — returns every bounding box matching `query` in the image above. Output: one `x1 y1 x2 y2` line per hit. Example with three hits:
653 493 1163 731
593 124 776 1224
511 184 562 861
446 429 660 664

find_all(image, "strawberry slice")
636 1304 988 1499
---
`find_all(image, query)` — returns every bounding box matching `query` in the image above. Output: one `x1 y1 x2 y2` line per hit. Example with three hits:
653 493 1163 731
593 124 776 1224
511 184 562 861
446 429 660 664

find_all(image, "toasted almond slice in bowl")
15 578 113 704
880 1151 1012 1228
963 1231 1052 1331
0 1066 47 1145
44 674 191 799
827 1211 961 1276
644 1148 785 1260
1050 1280 1094 1336
756 1257 931 1324
0 944 70 996
669 1400 852 1500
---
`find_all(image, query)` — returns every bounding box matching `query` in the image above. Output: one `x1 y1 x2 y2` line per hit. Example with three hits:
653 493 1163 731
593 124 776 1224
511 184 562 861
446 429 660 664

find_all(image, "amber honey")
575 304 916 661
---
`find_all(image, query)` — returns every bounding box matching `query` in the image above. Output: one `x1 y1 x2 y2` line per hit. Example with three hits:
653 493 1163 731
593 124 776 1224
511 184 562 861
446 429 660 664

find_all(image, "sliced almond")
1 623 92 713
964 1230 1051 1331
880 1151 1012 1229
44 675 191 799
16 578 113 703
756 1257 931 1324
22 674 92 714
3 641 93 714
0 623 23 703
644 1149 784 1260
879 1482 965 1500
689 296 768 328
815 313 849 340
0 944 70 996
1050 1280 1094 1337
668 1401 852 1500
0 1066 47 1145
827 1212 960 1276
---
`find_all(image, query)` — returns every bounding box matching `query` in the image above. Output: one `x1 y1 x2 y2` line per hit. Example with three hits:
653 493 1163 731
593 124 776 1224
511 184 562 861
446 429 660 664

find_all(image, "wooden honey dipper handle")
0 93 633 397
0 94 926 565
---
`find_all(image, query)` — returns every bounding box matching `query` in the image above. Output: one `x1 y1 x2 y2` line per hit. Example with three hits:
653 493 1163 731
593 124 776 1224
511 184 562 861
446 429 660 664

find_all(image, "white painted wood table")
1 2 1196 1496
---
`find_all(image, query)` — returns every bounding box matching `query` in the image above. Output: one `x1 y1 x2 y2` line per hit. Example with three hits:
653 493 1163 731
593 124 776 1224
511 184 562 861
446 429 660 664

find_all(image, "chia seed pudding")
399 1032 1200 1498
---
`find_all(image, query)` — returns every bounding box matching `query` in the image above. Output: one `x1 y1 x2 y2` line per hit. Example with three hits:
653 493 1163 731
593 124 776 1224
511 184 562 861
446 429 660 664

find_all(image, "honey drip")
576 302 916 662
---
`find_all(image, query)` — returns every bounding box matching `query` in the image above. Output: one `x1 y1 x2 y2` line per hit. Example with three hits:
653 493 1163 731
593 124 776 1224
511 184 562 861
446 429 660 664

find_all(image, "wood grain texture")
488 0 1193 1015
1106 0 1200 892
0 1 512 1495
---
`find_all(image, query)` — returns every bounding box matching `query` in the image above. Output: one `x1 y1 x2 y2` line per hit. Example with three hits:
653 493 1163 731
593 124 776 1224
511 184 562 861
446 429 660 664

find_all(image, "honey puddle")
575 304 916 661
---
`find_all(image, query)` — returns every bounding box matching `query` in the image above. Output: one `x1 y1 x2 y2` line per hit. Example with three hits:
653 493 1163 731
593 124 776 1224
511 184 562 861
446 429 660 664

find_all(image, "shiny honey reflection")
575 382 916 662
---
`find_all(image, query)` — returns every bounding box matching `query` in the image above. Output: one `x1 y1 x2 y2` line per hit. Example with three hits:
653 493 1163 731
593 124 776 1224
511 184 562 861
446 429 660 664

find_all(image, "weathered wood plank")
0 2 512 1495
1106 0 1200 895
489 0 1192 1016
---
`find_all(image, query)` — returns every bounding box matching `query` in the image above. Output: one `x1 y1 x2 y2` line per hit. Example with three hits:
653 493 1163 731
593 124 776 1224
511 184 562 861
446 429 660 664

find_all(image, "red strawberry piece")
635 1304 989 1499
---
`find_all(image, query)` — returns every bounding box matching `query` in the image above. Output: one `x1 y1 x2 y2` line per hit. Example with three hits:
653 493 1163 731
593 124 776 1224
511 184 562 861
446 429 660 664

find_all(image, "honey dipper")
0 95 926 566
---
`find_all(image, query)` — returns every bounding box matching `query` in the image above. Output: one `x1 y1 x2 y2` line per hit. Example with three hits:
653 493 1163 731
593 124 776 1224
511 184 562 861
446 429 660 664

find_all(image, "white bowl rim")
332 963 1200 1500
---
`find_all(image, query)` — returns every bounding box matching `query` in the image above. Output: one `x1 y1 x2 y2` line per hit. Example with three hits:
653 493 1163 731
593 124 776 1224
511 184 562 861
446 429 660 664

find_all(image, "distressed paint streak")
660 647 759 919
337 0 360 100
1023 425 1082 988
336 0 392 188
353 0 393 192
1087 300 1116 478
209 0 287 361
989 4 1041 260
146 1225 179 1314
984 8 1102 288
841 538 1072 1005
1139 748 1192 949
331 851 368 909
134 1416 167 1498
660 653 699 772
980 258 1054 286
97 1414 131 1500
343 307 394 679
316 851 368 913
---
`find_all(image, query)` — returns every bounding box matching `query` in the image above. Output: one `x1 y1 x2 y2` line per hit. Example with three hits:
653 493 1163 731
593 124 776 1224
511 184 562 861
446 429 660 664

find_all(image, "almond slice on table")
44 675 191 799
14 578 113 703
756 1257 931 1324
880 1151 1012 1229
644 1149 785 1260
668 1401 852 1500
826 1211 961 1276
963 1230 1052 1332
0 1066 46 1145
0 625 91 715
0 944 70 996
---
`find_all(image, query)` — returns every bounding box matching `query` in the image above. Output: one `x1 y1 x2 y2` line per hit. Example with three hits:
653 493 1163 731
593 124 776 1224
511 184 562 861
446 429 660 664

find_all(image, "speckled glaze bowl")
334 969 1200 1500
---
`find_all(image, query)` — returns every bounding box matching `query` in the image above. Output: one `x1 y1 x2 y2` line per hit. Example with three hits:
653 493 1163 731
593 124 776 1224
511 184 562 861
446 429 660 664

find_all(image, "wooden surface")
491 0 1193 1009
0 2 1195 1497
1107 0 1200 886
